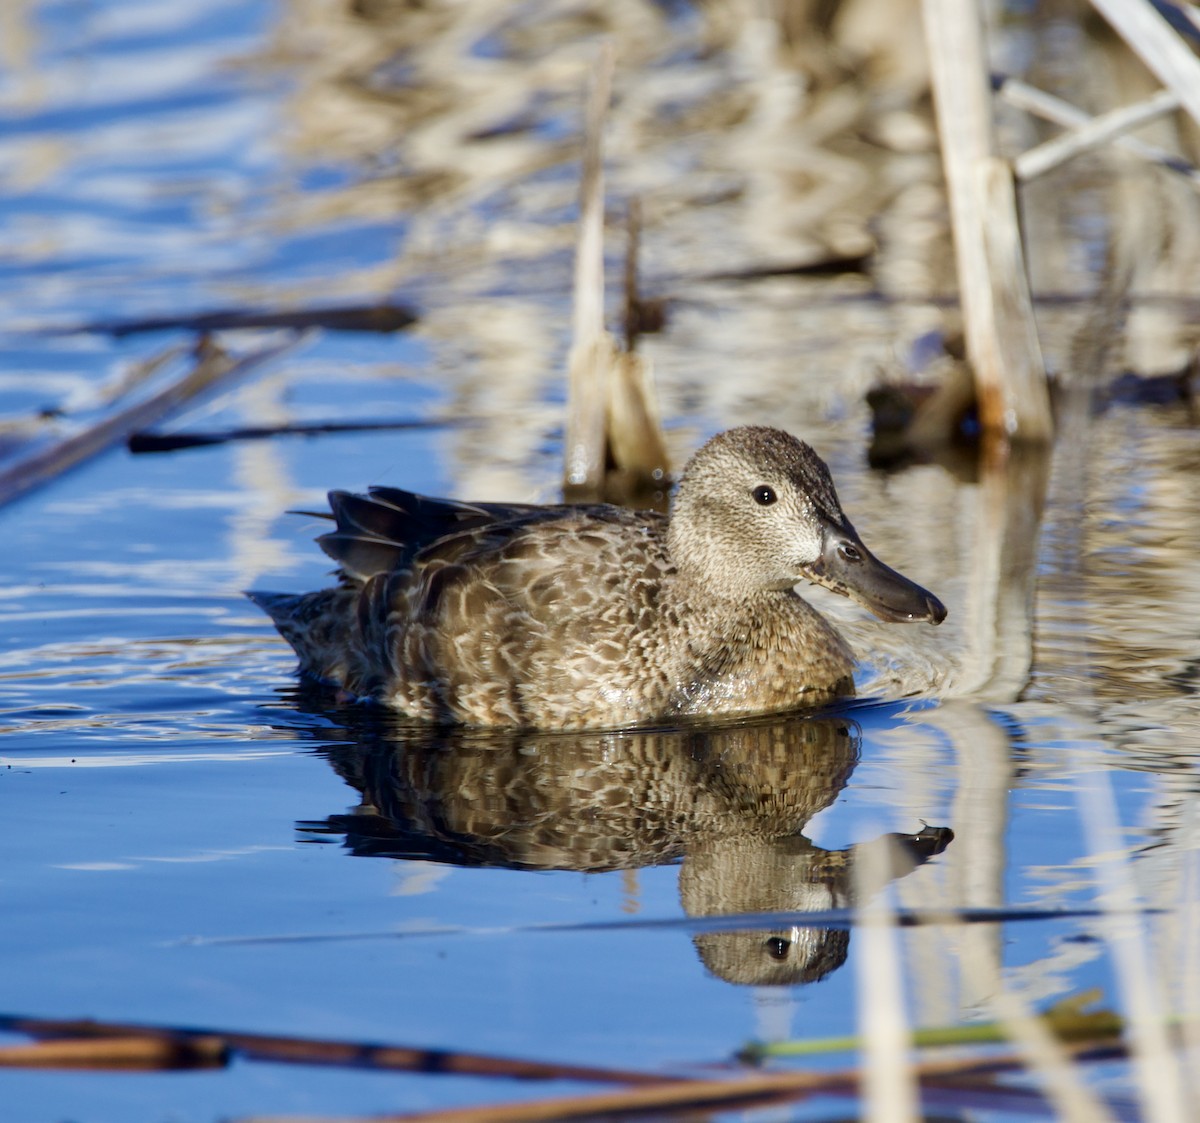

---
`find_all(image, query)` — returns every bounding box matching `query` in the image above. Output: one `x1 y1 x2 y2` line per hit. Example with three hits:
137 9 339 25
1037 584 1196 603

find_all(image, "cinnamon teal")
250 425 946 729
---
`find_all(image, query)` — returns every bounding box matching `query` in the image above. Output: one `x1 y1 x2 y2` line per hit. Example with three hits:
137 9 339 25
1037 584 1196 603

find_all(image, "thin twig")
1014 88 1181 182
0 334 303 508
60 302 417 338
129 416 467 454
996 74 1200 188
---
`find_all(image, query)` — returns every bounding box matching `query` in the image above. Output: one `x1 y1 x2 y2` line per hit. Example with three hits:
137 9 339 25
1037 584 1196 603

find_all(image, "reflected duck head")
681 825 954 987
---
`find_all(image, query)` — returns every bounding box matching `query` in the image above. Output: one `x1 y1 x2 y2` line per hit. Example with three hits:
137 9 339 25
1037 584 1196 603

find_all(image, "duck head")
668 426 947 624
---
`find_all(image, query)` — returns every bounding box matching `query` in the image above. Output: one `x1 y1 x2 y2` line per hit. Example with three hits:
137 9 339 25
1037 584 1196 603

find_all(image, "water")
3 1 1200 1120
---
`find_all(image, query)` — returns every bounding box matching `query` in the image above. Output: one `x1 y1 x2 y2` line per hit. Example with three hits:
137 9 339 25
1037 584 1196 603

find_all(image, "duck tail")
246 587 359 687
246 588 304 620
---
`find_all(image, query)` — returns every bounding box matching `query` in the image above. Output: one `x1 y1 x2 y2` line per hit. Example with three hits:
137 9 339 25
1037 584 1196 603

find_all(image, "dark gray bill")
803 523 947 625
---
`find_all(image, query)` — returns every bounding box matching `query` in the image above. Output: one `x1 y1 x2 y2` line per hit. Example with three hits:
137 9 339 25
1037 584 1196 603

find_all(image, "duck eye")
838 542 862 563
752 485 777 506
764 936 790 960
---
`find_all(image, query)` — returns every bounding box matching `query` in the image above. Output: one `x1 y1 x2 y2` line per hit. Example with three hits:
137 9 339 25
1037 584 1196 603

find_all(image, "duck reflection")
294 694 952 986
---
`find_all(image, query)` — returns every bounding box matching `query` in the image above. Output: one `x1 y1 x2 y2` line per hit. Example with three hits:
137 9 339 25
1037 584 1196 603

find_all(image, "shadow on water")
289 694 952 987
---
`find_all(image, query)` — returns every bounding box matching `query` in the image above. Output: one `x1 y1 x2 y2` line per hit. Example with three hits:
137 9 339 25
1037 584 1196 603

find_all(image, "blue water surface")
1 2 1196 1122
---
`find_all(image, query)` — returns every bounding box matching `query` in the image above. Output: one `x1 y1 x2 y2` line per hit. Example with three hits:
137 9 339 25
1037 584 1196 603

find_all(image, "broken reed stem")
564 42 615 493
921 0 1052 446
561 48 668 501
976 159 1052 443
921 0 995 397
571 43 612 347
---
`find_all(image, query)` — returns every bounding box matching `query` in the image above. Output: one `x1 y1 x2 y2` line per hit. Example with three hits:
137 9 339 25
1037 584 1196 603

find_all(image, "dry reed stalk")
1089 0 1200 129
920 0 1052 446
564 42 615 495
80 341 191 410
606 350 668 487
921 0 993 394
997 76 1200 187
563 50 668 501
976 160 1051 449
0 343 186 487
855 852 919 1123
610 198 669 487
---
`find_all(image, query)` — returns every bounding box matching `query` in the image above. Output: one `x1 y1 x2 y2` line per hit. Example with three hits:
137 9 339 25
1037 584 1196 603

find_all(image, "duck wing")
383 505 673 725
317 487 564 581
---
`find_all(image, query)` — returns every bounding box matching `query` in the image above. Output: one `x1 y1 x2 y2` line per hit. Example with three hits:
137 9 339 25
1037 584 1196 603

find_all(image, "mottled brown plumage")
251 426 945 729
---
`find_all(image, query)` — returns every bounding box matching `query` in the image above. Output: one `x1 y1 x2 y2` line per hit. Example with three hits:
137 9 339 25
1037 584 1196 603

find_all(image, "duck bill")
804 525 947 625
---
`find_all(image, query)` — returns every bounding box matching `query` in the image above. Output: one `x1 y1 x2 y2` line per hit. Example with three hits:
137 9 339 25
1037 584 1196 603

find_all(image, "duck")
250 425 946 729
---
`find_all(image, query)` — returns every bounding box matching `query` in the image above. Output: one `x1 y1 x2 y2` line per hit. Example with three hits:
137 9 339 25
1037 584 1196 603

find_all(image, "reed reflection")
294 695 952 987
